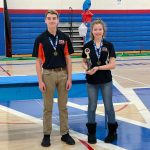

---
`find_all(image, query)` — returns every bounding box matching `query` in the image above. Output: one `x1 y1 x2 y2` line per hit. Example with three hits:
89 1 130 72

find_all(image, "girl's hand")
82 62 88 71
86 66 99 75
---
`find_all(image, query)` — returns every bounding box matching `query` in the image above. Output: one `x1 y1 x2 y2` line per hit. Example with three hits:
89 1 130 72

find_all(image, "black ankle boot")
86 123 97 144
41 135 51 147
61 133 75 145
104 122 118 143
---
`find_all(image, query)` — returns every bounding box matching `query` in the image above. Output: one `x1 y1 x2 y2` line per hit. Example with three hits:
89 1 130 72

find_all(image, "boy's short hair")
45 10 59 18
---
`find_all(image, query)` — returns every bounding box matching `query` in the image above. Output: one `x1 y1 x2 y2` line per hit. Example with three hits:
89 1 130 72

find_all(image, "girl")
82 19 118 144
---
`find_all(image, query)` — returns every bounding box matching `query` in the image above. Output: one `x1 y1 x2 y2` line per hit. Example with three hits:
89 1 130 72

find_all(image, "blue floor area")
0 73 129 102
134 88 150 111
0 99 43 118
0 98 150 150
4 99 149 149
0 73 150 149
69 113 150 150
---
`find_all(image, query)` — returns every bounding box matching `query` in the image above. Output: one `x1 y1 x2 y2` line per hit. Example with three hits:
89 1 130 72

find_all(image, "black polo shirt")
82 39 116 84
32 29 74 69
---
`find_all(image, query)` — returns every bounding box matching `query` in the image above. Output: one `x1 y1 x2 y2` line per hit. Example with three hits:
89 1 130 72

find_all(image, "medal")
94 40 103 65
53 51 58 56
97 61 101 65
49 36 59 56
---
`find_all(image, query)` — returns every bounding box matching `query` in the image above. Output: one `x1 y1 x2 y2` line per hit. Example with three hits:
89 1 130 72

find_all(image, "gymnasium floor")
0 56 150 150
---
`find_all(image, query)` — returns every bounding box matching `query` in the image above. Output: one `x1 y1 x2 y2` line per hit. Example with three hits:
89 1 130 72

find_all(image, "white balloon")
78 23 88 37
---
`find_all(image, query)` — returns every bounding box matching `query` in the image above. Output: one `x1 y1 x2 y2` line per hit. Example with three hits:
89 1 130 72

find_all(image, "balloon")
78 23 88 37
83 0 91 11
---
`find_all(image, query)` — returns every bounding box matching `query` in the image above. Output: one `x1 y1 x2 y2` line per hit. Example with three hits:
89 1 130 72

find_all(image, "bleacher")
10 13 150 55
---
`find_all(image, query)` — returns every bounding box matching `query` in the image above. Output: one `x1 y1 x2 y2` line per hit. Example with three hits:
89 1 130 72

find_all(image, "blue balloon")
83 0 91 11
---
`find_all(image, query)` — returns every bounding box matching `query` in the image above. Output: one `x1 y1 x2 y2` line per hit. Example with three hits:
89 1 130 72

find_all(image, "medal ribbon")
93 40 103 60
49 36 58 50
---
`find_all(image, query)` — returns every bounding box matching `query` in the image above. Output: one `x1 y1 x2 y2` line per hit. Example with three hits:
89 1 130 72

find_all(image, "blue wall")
10 12 150 54
0 12 6 56
92 14 150 51
10 13 80 54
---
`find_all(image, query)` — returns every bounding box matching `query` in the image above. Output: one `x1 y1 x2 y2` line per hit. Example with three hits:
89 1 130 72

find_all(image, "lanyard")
49 36 58 50
93 40 103 60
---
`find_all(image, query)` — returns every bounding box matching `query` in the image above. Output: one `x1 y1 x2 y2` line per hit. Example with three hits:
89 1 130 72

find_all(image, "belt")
49 67 66 71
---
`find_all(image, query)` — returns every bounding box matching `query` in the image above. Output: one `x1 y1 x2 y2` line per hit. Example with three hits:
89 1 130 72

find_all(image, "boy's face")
45 13 59 28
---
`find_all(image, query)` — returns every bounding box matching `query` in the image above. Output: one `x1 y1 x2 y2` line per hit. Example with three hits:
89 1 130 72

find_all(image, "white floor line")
35 99 43 108
58 98 150 128
96 102 132 106
54 98 149 129
82 102 131 109
96 111 150 129
115 67 150 70
53 100 150 128
113 80 150 125
0 104 126 150
113 74 150 86
129 86 150 89
0 104 42 124
71 130 127 150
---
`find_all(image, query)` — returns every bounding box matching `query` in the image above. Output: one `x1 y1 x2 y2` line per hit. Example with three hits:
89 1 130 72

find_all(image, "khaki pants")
42 68 69 135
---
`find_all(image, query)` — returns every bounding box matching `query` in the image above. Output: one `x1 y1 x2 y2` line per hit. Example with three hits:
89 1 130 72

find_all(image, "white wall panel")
0 0 4 8
7 0 150 10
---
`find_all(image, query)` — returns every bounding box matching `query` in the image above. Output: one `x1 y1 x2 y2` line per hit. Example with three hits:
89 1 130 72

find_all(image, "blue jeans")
87 81 116 124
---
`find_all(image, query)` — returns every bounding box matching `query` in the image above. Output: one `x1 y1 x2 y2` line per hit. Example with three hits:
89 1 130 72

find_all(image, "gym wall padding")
0 7 6 56
10 10 150 54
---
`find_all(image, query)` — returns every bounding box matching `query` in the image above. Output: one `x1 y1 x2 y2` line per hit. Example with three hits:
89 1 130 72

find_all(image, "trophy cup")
85 48 92 71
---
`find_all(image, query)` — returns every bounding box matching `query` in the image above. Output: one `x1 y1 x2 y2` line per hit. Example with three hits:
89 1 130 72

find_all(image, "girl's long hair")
90 19 106 40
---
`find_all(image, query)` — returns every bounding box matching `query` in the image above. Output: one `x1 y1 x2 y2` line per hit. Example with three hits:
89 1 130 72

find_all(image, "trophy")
85 48 92 71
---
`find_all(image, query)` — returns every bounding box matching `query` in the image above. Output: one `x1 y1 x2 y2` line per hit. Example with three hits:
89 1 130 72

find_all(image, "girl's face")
92 23 104 40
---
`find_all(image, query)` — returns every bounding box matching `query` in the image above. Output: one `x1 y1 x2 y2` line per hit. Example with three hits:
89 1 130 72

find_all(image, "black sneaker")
61 133 75 145
41 135 51 147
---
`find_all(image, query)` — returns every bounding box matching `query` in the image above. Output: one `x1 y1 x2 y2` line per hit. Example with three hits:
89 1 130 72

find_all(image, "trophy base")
86 67 92 71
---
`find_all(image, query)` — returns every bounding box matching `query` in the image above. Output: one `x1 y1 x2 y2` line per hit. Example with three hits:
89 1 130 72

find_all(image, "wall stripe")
8 9 150 14
0 8 4 12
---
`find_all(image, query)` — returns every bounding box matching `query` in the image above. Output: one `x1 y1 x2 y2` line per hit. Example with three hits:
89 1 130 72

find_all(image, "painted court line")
0 104 125 150
78 139 94 150
35 94 150 128
129 86 150 89
0 66 11 76
54 98 150 128
54 99 150 128
0 62 35 66
115 67 150 70
83 103 129 113
0 122 35 124
113 74 150 87
113 80 150 125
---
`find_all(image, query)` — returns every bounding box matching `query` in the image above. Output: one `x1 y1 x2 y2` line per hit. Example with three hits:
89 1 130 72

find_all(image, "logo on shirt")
102 47 108 52
59 40 65 45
